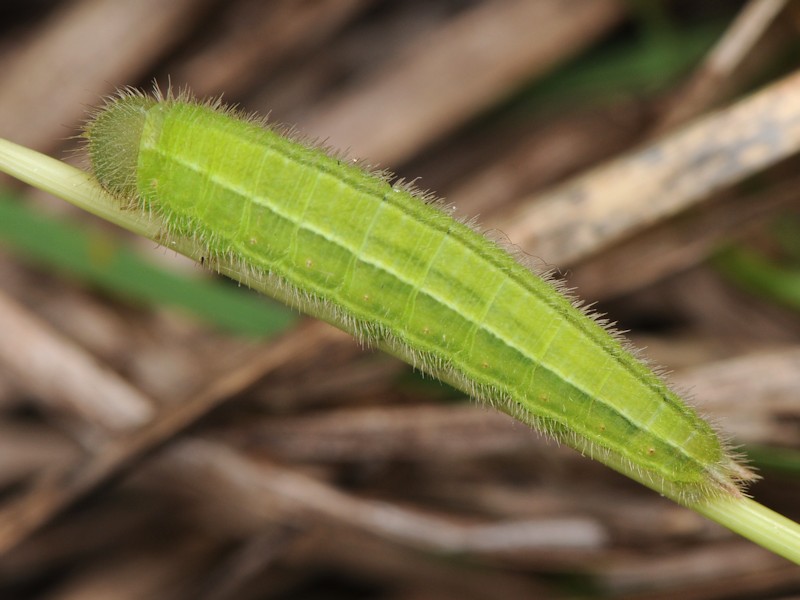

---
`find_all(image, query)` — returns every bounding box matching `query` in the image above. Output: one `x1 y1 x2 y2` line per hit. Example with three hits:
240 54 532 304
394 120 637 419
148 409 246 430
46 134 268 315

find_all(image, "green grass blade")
0 193 295 336
715 245 800 313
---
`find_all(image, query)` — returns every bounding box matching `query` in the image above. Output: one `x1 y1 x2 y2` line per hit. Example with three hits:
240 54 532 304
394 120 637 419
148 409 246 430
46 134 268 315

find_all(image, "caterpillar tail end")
707 453 760 500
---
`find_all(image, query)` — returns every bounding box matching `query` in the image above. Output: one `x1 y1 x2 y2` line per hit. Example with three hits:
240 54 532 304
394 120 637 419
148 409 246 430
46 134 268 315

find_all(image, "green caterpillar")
84 88 754 504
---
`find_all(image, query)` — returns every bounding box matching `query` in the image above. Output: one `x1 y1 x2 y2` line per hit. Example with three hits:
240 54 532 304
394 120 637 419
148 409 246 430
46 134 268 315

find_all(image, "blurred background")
1 0 800 598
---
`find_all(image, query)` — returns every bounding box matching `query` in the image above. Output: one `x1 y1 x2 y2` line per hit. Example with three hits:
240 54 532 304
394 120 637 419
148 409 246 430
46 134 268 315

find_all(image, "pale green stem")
0 138 158 239
1 136 800 565
691 496 800 564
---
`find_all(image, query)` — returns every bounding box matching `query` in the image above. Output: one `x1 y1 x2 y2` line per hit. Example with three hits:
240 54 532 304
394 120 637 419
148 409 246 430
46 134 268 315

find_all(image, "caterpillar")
84 88 754 504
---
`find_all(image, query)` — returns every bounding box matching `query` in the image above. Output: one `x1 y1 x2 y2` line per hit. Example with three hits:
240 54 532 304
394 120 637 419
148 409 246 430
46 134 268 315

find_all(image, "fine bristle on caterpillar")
83 88 755 504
